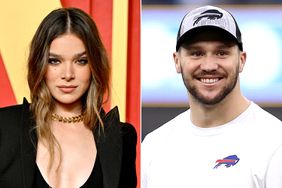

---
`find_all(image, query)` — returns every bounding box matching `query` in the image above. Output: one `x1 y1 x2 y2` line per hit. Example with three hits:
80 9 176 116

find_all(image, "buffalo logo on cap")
193 9 223 26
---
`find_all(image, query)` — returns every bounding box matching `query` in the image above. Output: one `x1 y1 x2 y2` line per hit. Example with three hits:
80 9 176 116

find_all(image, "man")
142 5 282 188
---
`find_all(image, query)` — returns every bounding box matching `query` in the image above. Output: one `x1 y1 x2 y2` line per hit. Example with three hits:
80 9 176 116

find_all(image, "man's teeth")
201 78 219 83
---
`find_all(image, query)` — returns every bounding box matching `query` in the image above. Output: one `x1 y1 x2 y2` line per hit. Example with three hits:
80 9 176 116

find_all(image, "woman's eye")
77 58 88 65
48 58 60 65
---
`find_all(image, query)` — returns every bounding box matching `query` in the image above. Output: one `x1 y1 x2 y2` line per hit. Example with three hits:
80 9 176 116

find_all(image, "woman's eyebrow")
48 51 87 58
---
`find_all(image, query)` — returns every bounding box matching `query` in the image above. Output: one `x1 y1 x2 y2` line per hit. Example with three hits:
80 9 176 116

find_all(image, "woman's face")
45 33 91 108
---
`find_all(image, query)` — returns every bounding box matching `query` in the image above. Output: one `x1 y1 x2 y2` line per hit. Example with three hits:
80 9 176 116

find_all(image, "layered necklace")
51 113 84 123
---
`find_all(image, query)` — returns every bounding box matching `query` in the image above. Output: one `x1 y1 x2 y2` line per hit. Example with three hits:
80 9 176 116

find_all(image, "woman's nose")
61 62 75 81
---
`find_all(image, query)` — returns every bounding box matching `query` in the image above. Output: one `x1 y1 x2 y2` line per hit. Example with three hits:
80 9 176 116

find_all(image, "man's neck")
189 92 250 128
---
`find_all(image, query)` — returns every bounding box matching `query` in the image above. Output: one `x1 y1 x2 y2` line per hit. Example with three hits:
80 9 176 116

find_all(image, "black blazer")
0 98 137 188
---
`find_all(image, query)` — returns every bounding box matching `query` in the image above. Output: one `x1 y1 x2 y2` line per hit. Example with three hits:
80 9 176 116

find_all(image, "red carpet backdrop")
0 0 140 186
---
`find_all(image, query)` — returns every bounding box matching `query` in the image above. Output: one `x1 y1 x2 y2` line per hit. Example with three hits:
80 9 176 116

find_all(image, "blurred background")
142 0 282 140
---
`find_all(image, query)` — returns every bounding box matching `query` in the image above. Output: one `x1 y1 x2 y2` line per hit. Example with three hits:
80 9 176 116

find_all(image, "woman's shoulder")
120 122 137 139
0 98 30 128
104 107 136 130
102 106 137 140
0 104 24 125
0 103 23 113
0 98 29 112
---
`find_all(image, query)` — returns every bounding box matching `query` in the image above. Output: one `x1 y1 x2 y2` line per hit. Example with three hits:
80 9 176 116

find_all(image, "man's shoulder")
248 102 282 144
250 102 282 126
143 109 189 146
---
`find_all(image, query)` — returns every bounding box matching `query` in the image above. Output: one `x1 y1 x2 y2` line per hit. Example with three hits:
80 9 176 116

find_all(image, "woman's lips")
58 85 77 93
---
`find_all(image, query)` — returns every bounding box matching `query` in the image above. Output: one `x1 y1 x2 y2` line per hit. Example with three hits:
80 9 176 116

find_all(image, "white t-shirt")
142 102 282 188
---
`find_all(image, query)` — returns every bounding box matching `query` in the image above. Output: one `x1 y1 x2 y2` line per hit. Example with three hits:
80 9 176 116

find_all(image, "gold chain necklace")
51 113 84 123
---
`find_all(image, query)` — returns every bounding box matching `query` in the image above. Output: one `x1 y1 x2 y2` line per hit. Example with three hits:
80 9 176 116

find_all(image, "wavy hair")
27 8 110 171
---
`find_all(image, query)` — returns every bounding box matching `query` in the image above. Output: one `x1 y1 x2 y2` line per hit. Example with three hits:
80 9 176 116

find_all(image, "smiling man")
142 5 282 188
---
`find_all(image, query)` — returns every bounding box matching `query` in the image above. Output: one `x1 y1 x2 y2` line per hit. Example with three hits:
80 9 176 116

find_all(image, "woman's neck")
53 100 83 117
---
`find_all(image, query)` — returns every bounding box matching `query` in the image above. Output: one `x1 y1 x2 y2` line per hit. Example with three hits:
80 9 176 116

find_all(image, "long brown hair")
27 8 110 170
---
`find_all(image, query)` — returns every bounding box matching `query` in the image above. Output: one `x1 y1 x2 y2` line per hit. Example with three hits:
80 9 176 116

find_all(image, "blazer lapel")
17 99 123 188
20 98 37 188
95 107 122 188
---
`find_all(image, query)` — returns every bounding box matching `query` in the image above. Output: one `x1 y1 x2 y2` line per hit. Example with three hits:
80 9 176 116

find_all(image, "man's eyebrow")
184 43 235 50
182 45 202 50
216 43 235 49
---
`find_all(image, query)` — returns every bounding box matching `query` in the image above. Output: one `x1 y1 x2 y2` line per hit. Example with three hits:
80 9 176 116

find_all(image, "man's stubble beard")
181 65 239 105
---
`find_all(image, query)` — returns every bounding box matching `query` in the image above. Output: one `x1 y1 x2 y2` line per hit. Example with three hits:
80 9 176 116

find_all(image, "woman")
0 8 137 188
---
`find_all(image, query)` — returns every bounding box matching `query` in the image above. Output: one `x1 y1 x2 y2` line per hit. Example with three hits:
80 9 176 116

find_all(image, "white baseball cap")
176 5 243 51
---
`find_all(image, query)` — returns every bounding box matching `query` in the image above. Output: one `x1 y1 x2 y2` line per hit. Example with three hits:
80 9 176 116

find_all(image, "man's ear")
173 52 181 73
239 51 247 73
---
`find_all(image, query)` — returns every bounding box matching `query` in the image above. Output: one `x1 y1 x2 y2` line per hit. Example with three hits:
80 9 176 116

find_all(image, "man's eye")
190 51 203 57
217 50 228 56
48 58 60 65
77 58 88 65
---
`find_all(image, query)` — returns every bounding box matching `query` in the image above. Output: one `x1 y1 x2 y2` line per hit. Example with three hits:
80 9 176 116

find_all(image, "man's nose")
200 55 218 71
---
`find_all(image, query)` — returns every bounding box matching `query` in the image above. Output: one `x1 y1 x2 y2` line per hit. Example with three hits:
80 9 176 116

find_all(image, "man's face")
174 31 246 105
